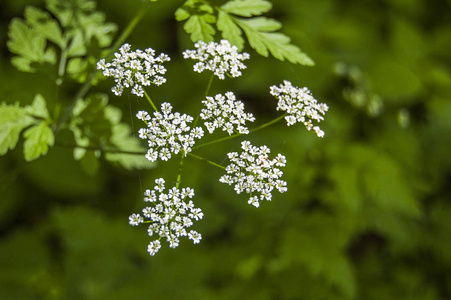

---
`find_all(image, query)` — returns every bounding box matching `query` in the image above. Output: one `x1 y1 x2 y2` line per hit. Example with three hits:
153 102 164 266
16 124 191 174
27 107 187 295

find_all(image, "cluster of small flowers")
128 178 203 256
136 103 204 162
200 92 255 135
97 43 170 97
219 141 287 208
182 40 250 79
270 80 329 137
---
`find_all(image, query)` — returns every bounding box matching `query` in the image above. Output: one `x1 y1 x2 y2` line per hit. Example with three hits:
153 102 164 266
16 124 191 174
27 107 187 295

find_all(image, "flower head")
137 103 204 162
200 92 255 135
183 40 250 79
220 141 287 208
270 80 329 137
97 43 170 97
129 178 203 256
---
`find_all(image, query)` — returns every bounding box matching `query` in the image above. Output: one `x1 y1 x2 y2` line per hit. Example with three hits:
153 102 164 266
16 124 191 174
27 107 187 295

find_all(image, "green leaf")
79 150 100 175
69 94 112 154
0 103 35 155
176 0 216 43
24 6 65 48
71 126 89 160
23 121 55 161
103 106 153 170
221 0 272 17
69 94 153 170
239 16 281 31
46 0 97 27
235 17 314 65
175 7 191 21
7 19 45 62
217 10 245 50
105 124 154 170
26 94 51 120
184 14 216 43
7 18 56 72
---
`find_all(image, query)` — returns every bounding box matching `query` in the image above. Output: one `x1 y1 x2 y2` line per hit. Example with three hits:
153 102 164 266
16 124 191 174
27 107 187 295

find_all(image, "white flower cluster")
270 80 329 138
182 40 250 79
129 178 203 256
200 92 255 135
219 141 287 208
97 43 170 97
137 103 204 162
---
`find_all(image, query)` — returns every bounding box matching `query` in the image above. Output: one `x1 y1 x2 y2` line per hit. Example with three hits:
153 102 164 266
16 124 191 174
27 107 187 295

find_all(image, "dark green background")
1 0 451 299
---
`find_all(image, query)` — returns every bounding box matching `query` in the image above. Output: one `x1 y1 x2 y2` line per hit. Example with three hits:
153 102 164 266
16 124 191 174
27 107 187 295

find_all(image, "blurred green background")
1 0 451 299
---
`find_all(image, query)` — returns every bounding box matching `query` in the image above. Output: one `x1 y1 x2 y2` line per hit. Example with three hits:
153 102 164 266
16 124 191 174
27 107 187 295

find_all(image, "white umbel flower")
129 178 203 256
220 141 287 207
137 103 204 162
270 80 329 137
183 40 250 79
97 43 170 97
200 91 255 135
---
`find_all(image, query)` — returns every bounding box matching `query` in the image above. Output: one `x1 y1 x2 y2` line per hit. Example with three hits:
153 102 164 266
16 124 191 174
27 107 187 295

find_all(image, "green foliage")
0 103 35 155
0 94 54 161
68 94 153 171
23 121 55 161
1 0 451 299
176 1 216 42
176 0 314 65
7 0 117 81
7 18 57 72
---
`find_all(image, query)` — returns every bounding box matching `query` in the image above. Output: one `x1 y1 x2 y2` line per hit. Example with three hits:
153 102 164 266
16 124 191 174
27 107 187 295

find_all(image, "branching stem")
144 90 158 111
188 152 225 170
193 113 287 150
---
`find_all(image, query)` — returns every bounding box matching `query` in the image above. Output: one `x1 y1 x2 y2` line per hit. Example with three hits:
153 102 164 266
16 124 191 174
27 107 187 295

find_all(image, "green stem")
54 1 153 134
188 152 225 170
55 141 146 155
205 73 214 97
57 47 67 86
52 47 68 128
193 74 215 127
249 113 287 133
193 113 287 150
176 154 185 189
144 89 158 111
76 1 152 101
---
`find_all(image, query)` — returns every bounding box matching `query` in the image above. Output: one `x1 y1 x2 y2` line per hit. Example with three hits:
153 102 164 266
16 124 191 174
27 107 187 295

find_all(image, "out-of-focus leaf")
23 121 55 161
105 123 154 170
66 12 117 57
0 103 35 155
175 7 191 21
50 206 149 298
26 94 50 120
7 18 56 72
274 213 356 298
79 149 100 175
68 94 153 171
24 6 65 48
0 227 53 299
46 0 97 27
367 57 423 102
